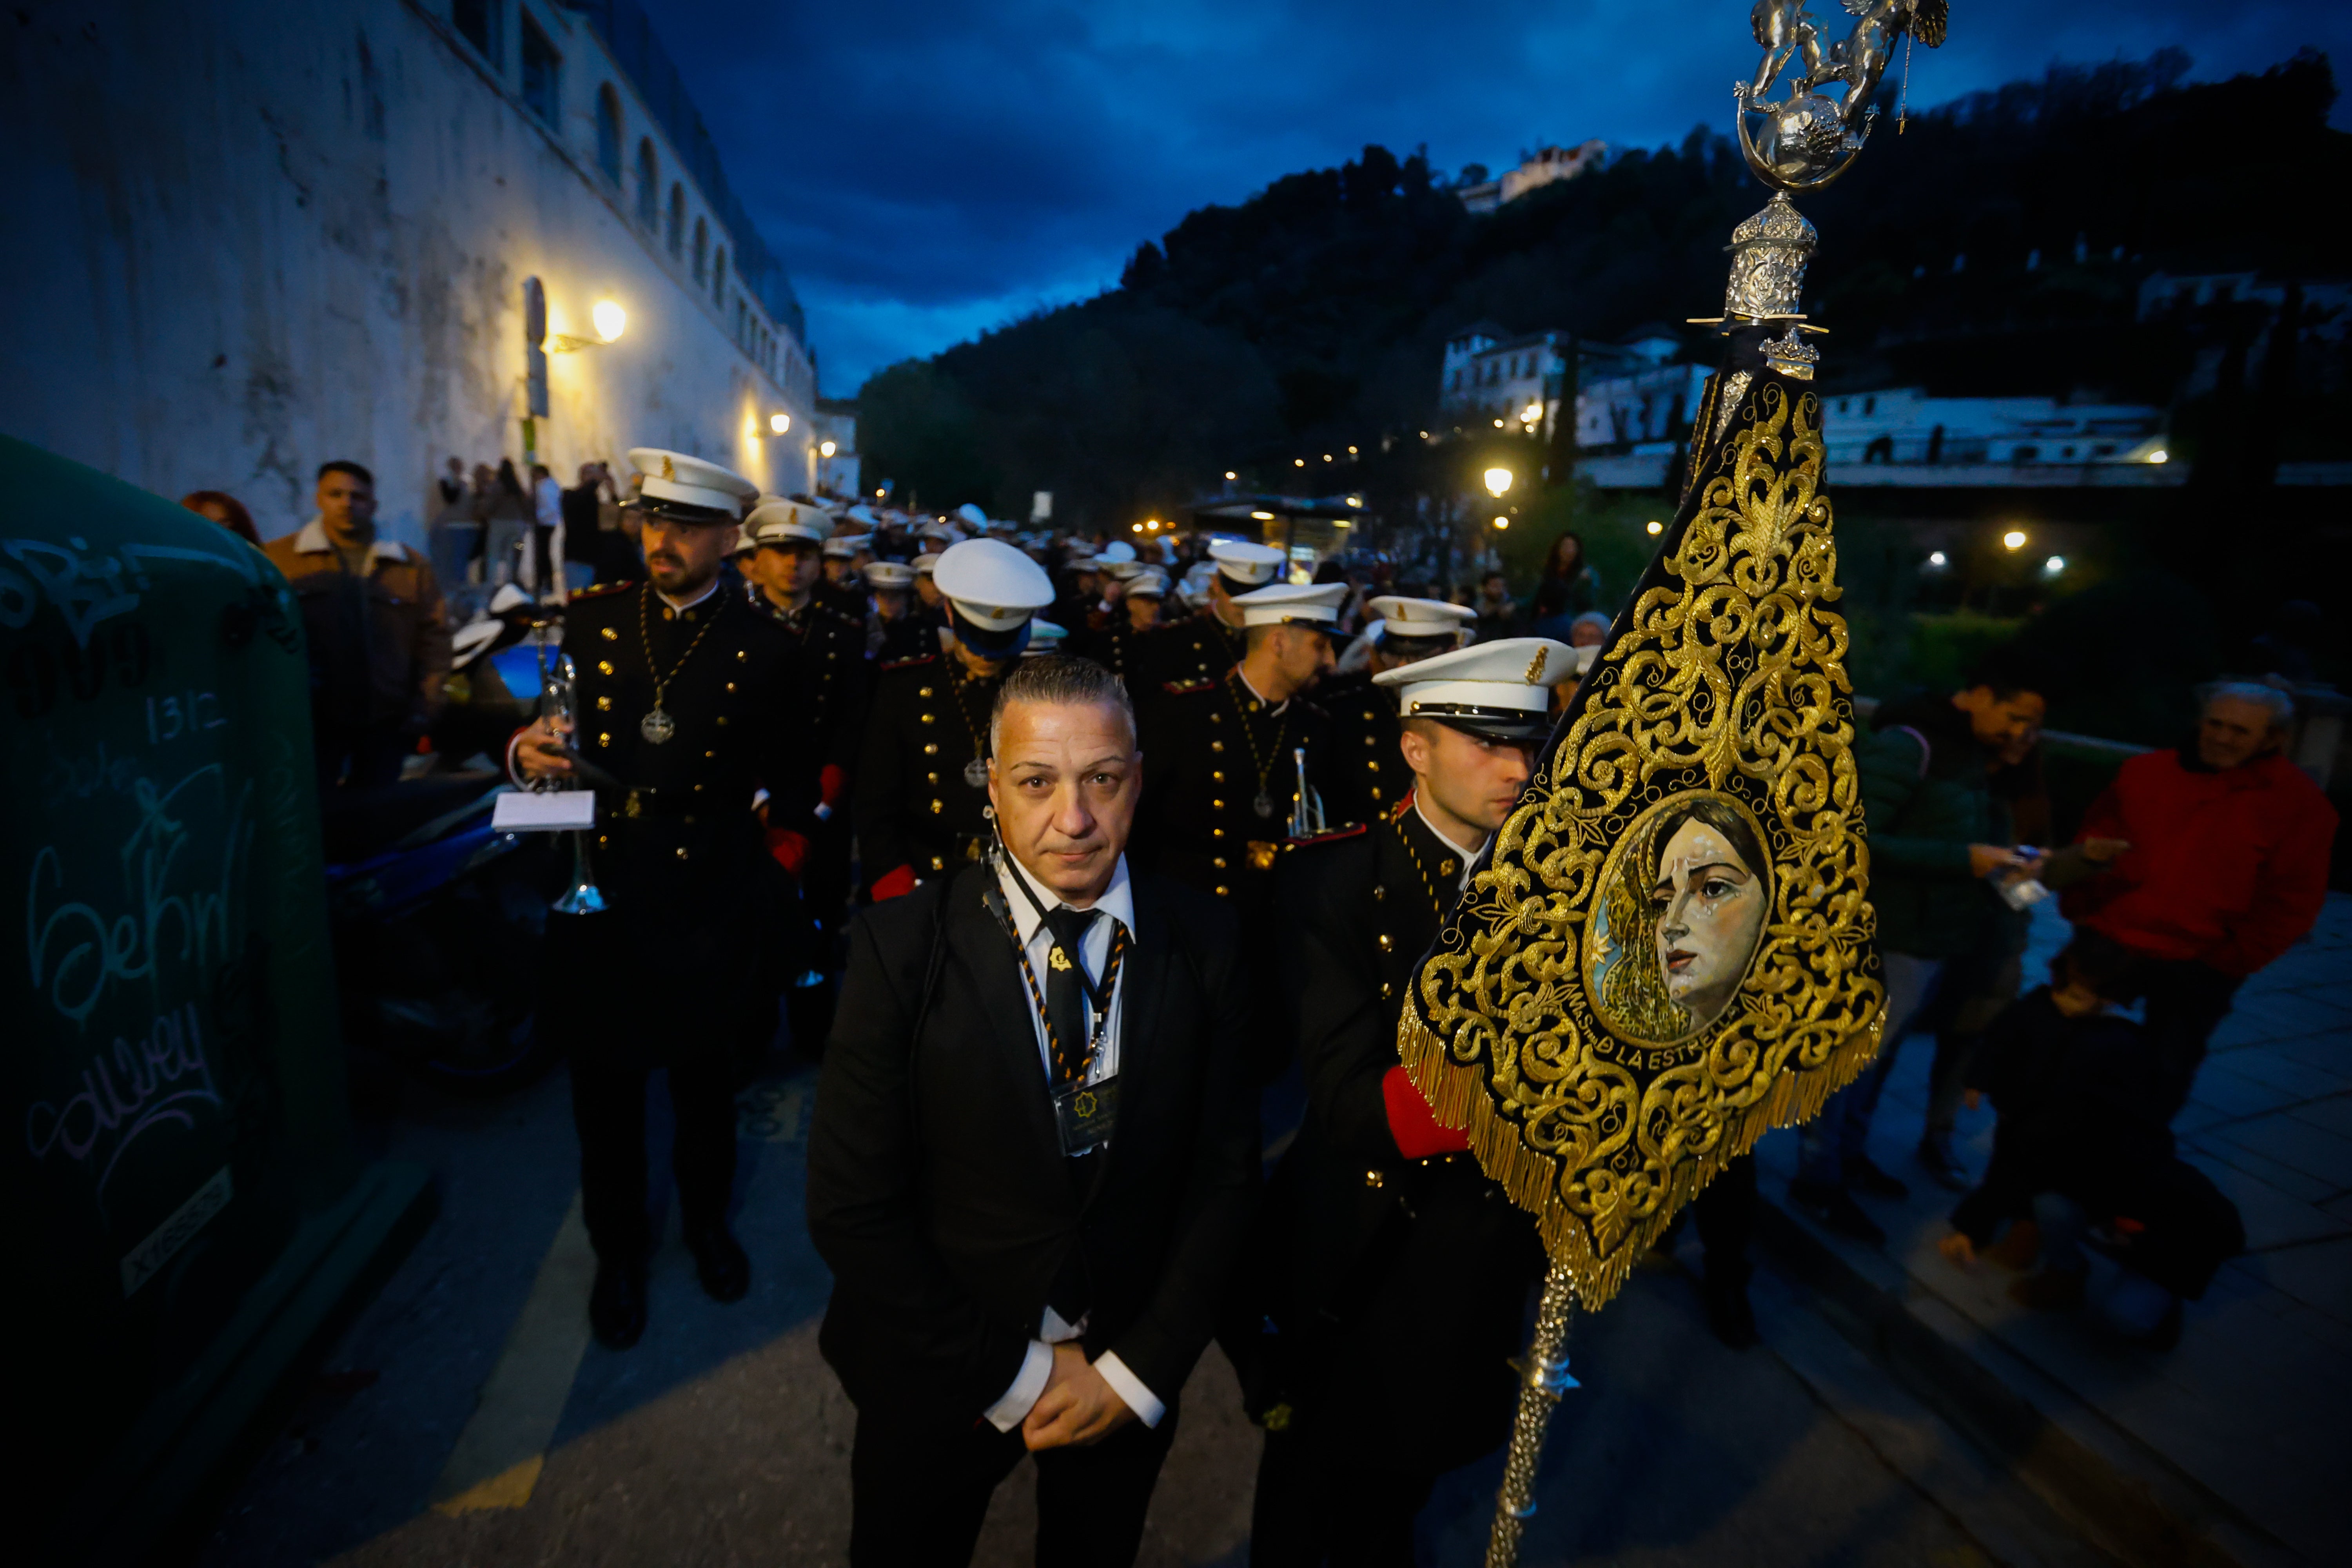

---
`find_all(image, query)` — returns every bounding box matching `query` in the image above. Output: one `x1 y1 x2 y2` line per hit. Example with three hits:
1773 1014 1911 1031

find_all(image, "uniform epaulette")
881 652 938 672
1161 677 1214 696
568 579 636 601
1387 794 1415 822
1283 822 1368 850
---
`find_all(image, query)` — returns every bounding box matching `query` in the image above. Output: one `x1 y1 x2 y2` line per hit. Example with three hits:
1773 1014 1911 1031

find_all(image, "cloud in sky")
646 0 2350 392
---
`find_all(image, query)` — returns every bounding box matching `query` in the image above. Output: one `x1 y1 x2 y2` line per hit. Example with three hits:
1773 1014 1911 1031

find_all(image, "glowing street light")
819 439 838 457
1345 495 1362 508
2002 529 2027 550
1521 401 1544 425
1483 467 1514 498
1646 520 1664 536
591 299 628 342
1132 523 1144 533
2043 555 2067 575
1249 509 1276 521
1225 470 1237 480
1927 550 1948 567
1493 516 1510 530
2147 448 2169 464
1294 458 1307 467
769 412 791 434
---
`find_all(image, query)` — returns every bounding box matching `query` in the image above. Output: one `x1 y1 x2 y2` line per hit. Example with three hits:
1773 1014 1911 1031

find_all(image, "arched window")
594 85 622 183
635 139 658 227
712 246 727 304
666 185 685 257
692 218 708 284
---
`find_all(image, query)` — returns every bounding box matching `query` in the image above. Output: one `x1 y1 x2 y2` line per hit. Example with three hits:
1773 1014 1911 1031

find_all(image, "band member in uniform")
809 655 1258 1567
741 497 871 1034
1250 637 1577 1564
1317 595 1476 826
864 560 932 662
510 449 793 1348
1129 538 1285 689
819 534 869 617
856 538 1056 899
1133 581 1346 909
912 552 951 648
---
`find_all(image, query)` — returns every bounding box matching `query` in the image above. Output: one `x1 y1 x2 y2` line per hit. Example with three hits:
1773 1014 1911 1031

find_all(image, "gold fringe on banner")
1396 375 1886 1310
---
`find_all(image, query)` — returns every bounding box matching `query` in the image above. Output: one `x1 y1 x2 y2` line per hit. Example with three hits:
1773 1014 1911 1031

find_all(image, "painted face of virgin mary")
1651 815 1768 1029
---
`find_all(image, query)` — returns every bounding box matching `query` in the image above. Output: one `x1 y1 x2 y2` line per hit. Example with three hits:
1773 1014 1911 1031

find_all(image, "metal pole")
1486 1262 1579 1568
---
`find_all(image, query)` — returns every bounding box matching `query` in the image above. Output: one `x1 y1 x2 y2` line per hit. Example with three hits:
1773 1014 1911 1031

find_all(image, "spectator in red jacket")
2062 684 2337 1116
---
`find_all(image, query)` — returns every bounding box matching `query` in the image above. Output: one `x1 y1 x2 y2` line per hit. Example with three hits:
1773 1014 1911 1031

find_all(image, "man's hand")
514 715 575 780
1021 1342 1136 1451
1938 1230 1977 1269
1967 843 2028 879
2081 837 2130 864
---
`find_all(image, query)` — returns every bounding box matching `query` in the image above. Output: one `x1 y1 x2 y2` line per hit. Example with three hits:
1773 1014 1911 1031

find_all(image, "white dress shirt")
980 850 1164 1432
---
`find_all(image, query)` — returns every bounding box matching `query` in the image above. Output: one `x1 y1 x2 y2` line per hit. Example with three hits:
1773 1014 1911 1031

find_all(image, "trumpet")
1289 745 1326 839
537 633 608 915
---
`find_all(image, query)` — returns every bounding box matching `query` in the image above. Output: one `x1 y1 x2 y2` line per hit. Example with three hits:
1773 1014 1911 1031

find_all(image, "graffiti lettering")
24 1002 221 1199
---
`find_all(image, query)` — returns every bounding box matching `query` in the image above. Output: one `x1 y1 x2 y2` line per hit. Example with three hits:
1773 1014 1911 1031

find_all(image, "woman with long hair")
1540 530 1603 616
181 489 261 546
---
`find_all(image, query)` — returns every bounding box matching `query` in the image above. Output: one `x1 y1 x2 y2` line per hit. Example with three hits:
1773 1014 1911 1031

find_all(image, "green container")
2 434 429 1563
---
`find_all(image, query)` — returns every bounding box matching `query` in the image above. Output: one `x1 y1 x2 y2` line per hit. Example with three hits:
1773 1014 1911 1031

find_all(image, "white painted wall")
0 0 820 549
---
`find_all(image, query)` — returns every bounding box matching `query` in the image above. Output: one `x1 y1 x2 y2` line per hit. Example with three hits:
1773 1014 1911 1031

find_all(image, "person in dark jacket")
1940 932 2243 1350
808 655 1257 1567
1791 652 2047 1245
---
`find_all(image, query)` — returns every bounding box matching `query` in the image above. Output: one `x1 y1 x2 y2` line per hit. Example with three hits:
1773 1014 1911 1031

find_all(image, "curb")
1751 1192 2301 1568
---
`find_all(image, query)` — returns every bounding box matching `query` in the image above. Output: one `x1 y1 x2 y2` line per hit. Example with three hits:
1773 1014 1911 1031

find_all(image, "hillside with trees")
857 49 2347 533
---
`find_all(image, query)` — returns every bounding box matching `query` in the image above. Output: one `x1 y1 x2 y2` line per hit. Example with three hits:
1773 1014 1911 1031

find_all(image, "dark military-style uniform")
1249 800 1547 1562
1129 604 1246 690
853 651 1010 894
1134 667 1334 910
537 578 799 1269
744 584 869 963
1313 668 1404 828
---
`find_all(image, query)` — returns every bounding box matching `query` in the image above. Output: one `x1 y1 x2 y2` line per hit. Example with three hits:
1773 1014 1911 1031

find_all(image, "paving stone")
2180 1132 2341 1206
2228 1237 2352 1325
2285 1092 2352 1140
2180 1149 2352 1252
2197 1045 2352 1103
2200 1112 2352 1191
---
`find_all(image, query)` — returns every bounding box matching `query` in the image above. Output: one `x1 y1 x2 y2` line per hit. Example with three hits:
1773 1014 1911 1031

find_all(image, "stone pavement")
1752 892 2352 1568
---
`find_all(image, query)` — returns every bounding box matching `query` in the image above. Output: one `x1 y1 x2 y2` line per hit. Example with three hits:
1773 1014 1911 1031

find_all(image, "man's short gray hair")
989 654 1137 752
2201 682 2295 730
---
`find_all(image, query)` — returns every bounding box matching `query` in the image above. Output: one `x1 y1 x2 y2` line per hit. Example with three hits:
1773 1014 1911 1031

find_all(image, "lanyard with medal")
987 837 1128 1156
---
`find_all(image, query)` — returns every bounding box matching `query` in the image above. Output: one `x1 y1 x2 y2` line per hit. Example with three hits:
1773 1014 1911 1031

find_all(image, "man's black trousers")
849 1407 1178 1568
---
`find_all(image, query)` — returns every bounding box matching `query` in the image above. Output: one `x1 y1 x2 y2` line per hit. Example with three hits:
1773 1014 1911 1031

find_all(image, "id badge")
1053 1074 1118 1155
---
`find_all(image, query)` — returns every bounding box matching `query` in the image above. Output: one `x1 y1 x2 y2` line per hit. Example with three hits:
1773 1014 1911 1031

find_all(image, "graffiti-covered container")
1 434 381 1553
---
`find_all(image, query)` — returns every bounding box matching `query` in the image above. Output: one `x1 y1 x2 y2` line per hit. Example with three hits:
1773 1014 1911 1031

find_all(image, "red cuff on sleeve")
870 863 919 901
1383 1064 1469 1160
819 763 847 810
767 828 809 880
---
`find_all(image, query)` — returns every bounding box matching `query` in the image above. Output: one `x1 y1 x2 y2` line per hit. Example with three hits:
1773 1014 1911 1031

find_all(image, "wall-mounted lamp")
769 412 791 434
551 299 628 352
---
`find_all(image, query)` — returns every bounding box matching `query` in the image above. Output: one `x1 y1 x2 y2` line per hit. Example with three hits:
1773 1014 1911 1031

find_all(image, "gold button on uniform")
1214 885 1229 897
919 686 934 698
920 712 935 724
598 732 611 747
923 742 938 755
1364 1169 1385 1189
600 627 618 641
1211 799 1224 811
1373 885 1386 900
927 772 939 786
597 696 611 710
1212 827 1225 839
675 846 689 859
716 716 728 727
726 681 737 693
1366 760 1379 772
1377 933 1394 952
930 799 945 813
598 661 614 675
1210 740 1223 752
736 649 748 661
1381 981 1394 999
1211 770 1224 782
1212 856 1226 869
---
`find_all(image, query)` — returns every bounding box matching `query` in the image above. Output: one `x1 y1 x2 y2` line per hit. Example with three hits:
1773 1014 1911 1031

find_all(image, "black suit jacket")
807 862 1259 1432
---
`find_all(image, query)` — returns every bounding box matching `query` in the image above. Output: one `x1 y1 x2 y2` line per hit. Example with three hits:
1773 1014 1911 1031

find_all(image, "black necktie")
1041 907 1100 1087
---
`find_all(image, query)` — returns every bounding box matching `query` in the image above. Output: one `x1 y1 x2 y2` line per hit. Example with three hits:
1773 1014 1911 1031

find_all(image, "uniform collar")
997 849 1135 944
1409 791 1487 892
656 577 723 614
294 516 407 562
1233 665 1288 716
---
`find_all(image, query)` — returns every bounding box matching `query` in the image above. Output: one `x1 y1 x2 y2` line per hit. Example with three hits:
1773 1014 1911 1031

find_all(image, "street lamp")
1646 520 1664 536
769 412 791 434
1484 467 1513 498
2002 529 2027 550
1521 401 1543 425
1493 516 1510 530
550 298 628 352
2043 555 2067 576
819 439 838 457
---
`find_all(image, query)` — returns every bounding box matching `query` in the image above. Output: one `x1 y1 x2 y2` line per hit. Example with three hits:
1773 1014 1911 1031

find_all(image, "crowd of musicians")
493 447 1601 1567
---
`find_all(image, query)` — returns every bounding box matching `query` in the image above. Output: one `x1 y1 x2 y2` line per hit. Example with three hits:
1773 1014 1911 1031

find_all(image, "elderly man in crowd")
2062 683 2337 1116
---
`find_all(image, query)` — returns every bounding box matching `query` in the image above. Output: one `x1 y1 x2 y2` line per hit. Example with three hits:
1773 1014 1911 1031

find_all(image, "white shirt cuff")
1091 1351 1164 1429
982 1339 1055 1433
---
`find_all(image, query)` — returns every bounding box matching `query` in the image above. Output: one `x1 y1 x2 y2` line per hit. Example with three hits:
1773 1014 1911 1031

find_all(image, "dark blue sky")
652 0 2349 394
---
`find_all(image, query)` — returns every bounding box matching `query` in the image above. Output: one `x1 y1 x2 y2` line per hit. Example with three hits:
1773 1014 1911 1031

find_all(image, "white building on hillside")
2 0 822 547
1441 326 1690 440
1454 142 1606 214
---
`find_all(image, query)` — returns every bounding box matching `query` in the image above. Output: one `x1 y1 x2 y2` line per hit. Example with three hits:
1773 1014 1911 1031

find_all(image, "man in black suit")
809 654 1259 1568
1250 637 1577 1566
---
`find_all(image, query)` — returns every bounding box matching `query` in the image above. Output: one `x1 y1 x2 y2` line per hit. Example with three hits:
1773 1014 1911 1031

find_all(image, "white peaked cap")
1232 581 1348 627
1367 595 1477 640
1097 540 1137 563
488 582 535 615
627 447 757 516
1128 569 1169 598
912 552 941 576
1209 539 1286 586
954 502 991 529
933 538 1055 631
1376 637 1577 739
822 533 873 558
864 561 916 589
746 497 829 547
846 503 882 528
1024 619 1069 653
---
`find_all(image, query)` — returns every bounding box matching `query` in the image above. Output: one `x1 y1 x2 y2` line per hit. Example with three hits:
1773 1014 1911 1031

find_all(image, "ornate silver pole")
1486 1263 1579 1568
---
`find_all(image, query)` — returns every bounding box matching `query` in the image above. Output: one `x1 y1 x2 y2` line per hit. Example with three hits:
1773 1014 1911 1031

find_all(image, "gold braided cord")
1398 378 1885 1310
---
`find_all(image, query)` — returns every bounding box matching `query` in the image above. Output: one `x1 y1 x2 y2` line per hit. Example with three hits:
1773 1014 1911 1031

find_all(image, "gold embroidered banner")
1399 368 1882 1308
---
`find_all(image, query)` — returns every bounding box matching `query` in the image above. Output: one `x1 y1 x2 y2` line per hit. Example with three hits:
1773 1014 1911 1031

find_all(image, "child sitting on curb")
1937 930 2242 1350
